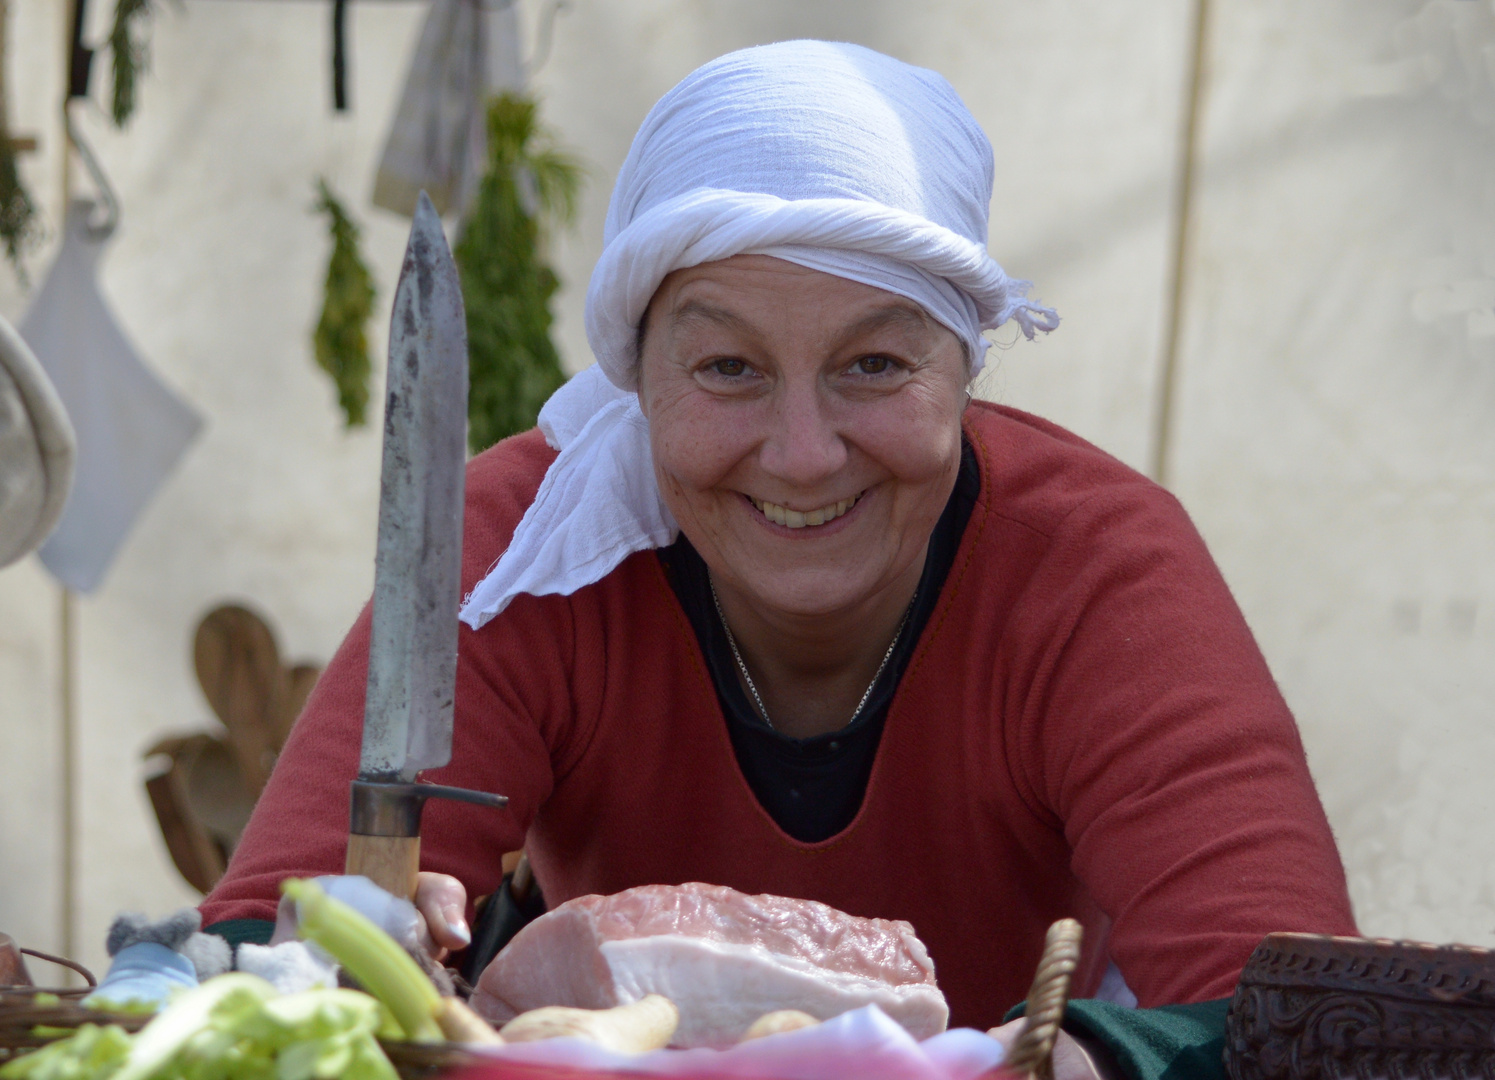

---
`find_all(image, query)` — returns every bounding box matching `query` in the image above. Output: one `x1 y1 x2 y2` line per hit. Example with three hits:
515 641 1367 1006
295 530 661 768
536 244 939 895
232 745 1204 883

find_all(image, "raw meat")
470 882 949 1047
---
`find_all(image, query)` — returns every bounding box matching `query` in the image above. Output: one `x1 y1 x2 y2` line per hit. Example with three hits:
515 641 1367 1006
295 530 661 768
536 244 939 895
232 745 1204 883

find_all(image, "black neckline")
657 438 980 842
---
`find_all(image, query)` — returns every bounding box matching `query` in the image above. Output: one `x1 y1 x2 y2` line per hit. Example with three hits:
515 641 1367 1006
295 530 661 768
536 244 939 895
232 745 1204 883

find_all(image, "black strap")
459 872 547 984
331 0 348 111
68 0 94 99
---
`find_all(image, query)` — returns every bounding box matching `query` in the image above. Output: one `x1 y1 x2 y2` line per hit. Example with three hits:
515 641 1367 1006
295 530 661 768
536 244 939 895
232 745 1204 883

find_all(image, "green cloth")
201 918 275 950
1005 997 1230 1080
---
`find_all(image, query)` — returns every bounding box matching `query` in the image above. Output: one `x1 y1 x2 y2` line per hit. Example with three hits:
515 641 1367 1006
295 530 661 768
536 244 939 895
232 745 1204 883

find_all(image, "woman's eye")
854 355 894 375
709 358 748 377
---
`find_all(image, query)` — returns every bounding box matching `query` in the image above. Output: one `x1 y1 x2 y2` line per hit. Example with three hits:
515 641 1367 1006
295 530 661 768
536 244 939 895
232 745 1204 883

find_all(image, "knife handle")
346 780 508 903
345 834 421 901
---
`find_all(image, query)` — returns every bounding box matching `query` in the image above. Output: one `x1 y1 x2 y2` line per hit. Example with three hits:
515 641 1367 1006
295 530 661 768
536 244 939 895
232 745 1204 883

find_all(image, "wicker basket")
0 919 1082 1079
0 992 148 1065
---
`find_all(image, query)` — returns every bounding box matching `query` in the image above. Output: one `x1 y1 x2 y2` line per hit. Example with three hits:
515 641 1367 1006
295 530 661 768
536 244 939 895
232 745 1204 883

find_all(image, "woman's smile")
746 490 864 530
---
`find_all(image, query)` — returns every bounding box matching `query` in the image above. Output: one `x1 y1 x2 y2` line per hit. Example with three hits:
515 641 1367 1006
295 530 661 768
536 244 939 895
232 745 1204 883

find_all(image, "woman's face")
638 255 969 620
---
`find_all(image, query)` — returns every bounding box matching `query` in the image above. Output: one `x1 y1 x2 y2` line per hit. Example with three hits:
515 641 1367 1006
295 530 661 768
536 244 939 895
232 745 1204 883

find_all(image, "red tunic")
202 402 1356 1029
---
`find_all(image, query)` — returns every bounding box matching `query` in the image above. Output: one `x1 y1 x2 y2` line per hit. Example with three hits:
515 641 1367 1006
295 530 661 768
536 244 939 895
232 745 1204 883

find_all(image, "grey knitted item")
105 909 202 957
180 931 233 979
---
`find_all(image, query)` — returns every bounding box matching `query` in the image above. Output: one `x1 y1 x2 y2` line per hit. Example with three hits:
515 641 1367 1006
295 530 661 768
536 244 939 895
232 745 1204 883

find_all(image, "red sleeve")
1003 480 1356 1005
201 430 588 927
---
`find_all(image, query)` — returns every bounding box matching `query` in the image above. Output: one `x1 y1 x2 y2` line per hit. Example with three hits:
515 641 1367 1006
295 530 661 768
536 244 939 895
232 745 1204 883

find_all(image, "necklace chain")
709 576 913 733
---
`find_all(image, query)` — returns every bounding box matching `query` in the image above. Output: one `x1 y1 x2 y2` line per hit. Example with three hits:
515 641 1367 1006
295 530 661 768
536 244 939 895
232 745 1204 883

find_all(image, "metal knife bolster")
349 779 508 838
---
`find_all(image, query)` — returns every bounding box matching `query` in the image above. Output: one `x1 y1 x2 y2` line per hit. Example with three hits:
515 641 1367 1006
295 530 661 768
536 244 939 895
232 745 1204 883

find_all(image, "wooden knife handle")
345 833 420 901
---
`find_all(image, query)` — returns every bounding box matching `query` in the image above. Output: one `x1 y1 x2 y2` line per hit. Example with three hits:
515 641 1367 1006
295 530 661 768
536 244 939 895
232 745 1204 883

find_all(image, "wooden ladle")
193 604 317 794
143 604 321 893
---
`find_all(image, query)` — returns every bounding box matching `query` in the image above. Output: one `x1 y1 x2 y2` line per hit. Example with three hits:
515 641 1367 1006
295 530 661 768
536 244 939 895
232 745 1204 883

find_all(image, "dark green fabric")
201 918 275 949
1004 997 1230 1080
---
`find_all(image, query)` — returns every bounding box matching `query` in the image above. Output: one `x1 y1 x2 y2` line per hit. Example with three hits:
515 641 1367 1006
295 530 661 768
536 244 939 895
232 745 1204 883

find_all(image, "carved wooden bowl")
1225 932 1495 1079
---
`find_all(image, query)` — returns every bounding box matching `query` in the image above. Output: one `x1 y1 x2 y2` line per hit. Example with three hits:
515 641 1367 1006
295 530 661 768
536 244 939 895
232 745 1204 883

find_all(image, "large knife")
346 191 506 901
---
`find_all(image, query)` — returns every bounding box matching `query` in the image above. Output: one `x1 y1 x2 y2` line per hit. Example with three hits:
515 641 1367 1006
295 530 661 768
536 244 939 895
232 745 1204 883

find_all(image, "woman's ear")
635 307 652 369
633 305 656 413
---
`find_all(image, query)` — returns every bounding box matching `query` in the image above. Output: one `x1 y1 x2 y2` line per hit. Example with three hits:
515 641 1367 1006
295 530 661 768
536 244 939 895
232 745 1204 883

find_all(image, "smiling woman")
201 39 1357 1080
639 258 966 739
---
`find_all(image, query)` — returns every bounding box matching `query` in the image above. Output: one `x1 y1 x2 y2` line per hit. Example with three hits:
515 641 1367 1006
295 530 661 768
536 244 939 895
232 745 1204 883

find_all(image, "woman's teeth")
750 494 860 529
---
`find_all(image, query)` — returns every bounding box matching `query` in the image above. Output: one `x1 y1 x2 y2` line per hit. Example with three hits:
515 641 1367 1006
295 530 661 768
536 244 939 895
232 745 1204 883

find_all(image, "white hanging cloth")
22 200 203 593
372 0 525 218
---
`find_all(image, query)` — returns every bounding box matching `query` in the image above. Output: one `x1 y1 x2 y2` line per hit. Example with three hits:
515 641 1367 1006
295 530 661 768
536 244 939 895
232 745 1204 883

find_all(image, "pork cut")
470 882 949 1048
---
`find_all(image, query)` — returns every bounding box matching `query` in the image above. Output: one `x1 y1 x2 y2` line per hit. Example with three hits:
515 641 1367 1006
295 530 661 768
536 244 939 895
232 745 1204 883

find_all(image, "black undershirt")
656 439 980 843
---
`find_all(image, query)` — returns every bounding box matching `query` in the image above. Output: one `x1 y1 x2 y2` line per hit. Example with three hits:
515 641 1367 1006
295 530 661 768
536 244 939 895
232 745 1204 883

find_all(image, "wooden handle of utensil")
1003 918 1083 1080
345 834 420 901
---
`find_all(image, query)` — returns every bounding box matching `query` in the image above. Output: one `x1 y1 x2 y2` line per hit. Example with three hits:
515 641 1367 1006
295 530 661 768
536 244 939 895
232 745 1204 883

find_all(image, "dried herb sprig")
312 178 376 428
455 92 582 453
0 138 37 273
0 0 38 274
109 0 156 127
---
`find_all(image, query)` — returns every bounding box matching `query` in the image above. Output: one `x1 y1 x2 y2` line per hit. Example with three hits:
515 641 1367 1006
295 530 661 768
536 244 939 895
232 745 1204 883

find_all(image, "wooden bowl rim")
1239 932 1495 1007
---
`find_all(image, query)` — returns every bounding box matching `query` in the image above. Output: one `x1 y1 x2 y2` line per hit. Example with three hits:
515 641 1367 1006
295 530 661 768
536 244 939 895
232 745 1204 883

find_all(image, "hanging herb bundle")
455 92 582 453
109 0 156 127
312 178 376 427
0 141 35 273
0 0 38 274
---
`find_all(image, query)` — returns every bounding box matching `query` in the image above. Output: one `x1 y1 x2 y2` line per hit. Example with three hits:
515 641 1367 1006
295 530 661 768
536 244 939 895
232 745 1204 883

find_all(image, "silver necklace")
708 576 914 732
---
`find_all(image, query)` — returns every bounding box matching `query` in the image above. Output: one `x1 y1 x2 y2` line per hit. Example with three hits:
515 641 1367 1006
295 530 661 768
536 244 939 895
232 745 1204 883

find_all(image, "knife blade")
346 191 505 901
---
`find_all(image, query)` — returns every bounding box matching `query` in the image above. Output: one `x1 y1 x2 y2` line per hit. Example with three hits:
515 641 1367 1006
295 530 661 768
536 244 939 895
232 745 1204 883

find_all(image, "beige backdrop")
1 0 1491 980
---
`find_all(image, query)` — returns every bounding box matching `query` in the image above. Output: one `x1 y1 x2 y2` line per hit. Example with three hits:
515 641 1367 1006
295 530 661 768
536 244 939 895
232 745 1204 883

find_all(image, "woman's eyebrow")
832 303 937 347
669 300 757 336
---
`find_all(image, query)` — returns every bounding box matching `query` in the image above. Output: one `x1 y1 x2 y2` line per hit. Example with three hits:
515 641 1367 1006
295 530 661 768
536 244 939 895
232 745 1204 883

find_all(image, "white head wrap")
459 40 1057 630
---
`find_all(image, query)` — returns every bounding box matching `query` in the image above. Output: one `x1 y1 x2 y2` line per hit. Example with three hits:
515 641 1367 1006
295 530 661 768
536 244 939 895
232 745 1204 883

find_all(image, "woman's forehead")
655 256 941 328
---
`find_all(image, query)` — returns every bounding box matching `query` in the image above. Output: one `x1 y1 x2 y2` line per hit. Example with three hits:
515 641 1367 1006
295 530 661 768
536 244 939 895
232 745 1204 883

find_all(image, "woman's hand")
269 873 473 962
414 871 472 961
986 1020 1122 1080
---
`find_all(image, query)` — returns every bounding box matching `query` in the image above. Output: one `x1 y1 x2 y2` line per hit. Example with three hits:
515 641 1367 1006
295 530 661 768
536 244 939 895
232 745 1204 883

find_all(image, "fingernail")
444 907 470 945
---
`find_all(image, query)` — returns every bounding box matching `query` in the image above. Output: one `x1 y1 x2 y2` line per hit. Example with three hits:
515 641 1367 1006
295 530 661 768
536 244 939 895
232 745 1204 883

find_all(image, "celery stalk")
280 879 444 1043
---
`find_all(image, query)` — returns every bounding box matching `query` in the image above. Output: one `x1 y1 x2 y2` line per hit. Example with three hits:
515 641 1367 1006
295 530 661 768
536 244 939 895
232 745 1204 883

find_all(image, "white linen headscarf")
459 40 1057 630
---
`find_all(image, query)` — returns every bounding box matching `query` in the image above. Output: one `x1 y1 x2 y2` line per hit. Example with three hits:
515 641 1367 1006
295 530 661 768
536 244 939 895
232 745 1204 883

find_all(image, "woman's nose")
757 380 847 487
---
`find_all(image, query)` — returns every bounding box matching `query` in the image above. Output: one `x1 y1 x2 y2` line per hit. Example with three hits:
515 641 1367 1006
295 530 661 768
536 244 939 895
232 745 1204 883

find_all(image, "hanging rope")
330 0 348 111
1149 0 1212 487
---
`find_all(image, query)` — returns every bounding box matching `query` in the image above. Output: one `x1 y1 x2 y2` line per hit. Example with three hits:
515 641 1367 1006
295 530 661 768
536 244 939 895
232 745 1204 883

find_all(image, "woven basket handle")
1002 918 1084 1080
